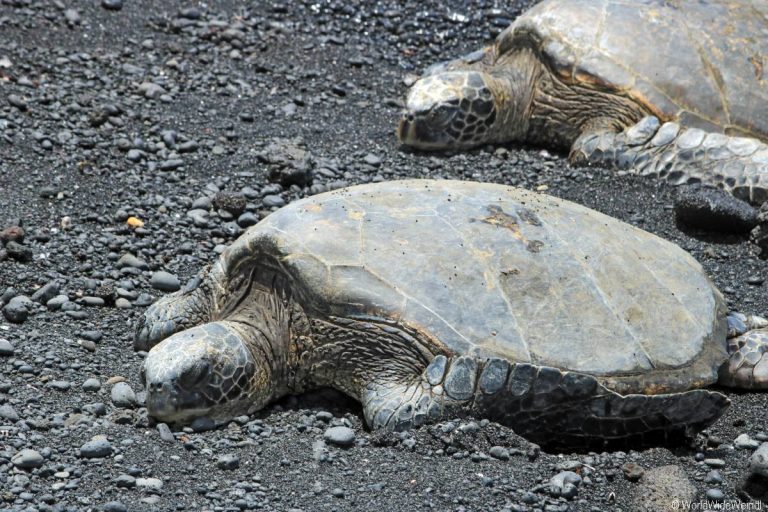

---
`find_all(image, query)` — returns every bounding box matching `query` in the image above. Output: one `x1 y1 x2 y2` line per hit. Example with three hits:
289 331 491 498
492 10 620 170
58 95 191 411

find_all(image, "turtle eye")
178 360 211 389
430 104 454 123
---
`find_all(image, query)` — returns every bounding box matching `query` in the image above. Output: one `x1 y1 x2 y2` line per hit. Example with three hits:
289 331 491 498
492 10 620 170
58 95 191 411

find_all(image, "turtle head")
142 322 272 425
398 71 498 150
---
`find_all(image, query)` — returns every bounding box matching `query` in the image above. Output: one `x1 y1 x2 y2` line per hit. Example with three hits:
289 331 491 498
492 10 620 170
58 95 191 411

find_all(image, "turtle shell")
496 0 768 139
218 180 728 395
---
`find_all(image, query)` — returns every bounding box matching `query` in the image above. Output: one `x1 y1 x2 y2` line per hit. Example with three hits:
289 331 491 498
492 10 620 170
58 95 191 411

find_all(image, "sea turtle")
135 180 768 450
397 0 768 206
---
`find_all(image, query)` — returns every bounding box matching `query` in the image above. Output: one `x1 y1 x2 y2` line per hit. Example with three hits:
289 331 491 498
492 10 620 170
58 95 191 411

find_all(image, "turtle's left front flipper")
719 313 768 389
570 116 768 206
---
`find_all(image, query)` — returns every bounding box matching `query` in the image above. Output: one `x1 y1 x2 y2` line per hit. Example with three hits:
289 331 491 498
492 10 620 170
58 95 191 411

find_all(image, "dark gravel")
1 1 766 511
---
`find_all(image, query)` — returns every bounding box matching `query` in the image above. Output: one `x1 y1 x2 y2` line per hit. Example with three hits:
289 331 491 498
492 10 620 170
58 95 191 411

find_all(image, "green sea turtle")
397 0 768 206
135 180 768 450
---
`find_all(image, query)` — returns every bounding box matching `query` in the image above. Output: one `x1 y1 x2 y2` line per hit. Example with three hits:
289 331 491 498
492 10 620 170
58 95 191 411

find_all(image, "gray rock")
31 281 59 304
187 209 210 227
548 471 581 499
138 82 166 99
0 404 20 421
675 185 758 233
136 477 163 491
117 253 148 270
217 453 240 470
150 271 180 292
706 488 725 502
704 458 726 468
82 378 101 392
12 448 44 469
323 426 355 447
102 501 128 512
111 382 137 408
489 446 510 461
80 437 113 458
156 423 175 443
46 295 70 311
633 465 696 512
102 0 123 11
622 462 645 482
115 297 132 309
0 337 14 356
262 194 285 208
3 296 31 323
114 474 136 488
735 433 761 450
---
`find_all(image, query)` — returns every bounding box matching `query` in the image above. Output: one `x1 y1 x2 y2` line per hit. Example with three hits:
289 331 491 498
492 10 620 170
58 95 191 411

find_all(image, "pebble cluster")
1 0 767 510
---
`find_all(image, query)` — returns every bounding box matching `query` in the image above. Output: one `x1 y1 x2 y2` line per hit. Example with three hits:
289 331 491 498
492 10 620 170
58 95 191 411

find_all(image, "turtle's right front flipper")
570 116 768 205
134 271 215 351
362 356 729 450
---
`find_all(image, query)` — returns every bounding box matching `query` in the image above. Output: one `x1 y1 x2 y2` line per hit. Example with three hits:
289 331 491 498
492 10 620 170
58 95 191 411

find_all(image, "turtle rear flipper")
570 116 768 206
134 273 214 351
363 356 730 450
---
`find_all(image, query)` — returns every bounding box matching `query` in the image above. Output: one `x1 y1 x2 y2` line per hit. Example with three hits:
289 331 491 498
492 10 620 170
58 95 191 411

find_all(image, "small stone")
262 194 285 208
324 426 355 447
150 271 181 292
31 281 60 304
111 382 137 408
735 433 761 450
3 297 31 323
363 153 382 166
331 488 345 498
46 295 70 311
706 488 725 502
103 501 128 512
115 474 136 488
548 471 581 499
489 446 510 461
136 477 163 491
217 453 240 470
115 297 132 309
156 423 175 443
6 241 32 262
0 338 14 356
622 462 645 482
12 449 44 469
117 253 148 270
0 404 20 421
101 0 123 10
82 378 101 392
704 458 726 468
80 437 113 458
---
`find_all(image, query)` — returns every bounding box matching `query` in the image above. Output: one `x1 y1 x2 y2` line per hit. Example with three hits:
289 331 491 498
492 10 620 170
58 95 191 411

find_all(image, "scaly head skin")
142 321 273 424
398 71 502 150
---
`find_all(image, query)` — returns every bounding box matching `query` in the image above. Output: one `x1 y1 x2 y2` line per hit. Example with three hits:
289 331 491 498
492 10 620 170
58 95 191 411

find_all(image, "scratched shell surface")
498 0 768 138
224 179 727 379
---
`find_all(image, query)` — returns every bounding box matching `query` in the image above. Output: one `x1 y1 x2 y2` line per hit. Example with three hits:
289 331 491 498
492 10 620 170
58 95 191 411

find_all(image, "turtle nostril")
405 112 415 122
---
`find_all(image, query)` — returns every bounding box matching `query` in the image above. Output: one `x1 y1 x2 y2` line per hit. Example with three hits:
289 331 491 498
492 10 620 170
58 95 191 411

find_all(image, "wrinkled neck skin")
486 48 542 145
225 284 298 404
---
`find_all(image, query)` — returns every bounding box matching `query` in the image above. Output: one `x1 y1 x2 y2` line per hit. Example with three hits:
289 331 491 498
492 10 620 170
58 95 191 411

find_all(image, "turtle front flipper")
570 116 768 206
134 273 214 352
363 356 730 450
719 313 768 389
